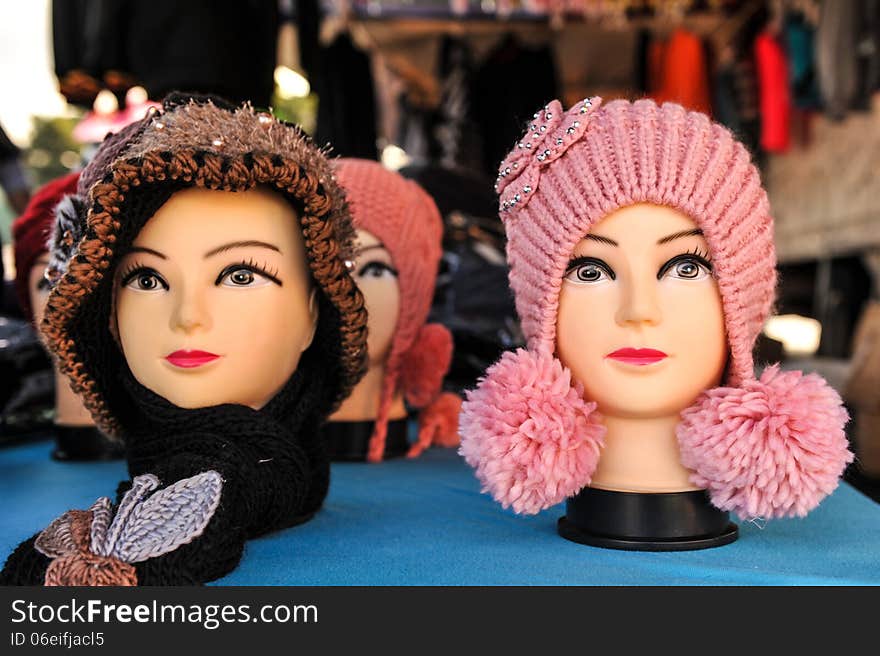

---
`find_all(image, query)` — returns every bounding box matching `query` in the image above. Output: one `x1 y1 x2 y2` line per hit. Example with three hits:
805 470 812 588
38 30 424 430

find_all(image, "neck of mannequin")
589 413 699 493
54 371 96 427
330 363 407 423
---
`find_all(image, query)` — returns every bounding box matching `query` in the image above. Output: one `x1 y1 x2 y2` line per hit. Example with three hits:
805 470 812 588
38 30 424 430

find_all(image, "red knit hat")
12 172 80 323
333 159 461 462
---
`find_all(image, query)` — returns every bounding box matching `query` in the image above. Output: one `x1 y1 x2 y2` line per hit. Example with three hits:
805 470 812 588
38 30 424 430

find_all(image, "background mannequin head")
352 228 401 371
13 172 80 325
14 172 98 429
332 158 459 461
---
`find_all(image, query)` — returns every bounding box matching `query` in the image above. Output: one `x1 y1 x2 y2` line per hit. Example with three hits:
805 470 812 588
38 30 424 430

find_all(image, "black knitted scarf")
0 322 336 585
119 336 334 584
0 180 345 585
1 94 361 585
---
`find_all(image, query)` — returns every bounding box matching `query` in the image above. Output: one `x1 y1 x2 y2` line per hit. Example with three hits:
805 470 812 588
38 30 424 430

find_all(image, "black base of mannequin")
51 425 125 461
325 418 409 462
557 486 738 552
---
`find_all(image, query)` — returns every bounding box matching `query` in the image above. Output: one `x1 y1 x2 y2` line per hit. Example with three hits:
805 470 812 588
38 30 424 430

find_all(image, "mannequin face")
556 203 727 419
28 255 51 325
352 229 400 367
114 187 318 410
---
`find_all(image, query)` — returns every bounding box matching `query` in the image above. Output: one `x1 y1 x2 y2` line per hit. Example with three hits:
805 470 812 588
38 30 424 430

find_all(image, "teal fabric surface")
1 439 878 585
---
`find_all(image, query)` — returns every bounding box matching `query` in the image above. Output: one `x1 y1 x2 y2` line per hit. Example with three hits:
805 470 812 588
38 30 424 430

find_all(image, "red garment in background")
754 32 791 153
650 28 712 116
647 39 666 96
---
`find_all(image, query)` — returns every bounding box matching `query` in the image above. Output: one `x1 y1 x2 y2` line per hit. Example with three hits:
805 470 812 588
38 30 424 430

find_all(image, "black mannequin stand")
325 417 409 462
558 486 738 551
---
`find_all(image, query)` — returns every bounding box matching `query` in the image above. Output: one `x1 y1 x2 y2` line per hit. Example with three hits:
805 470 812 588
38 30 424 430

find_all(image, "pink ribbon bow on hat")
495 97 602 216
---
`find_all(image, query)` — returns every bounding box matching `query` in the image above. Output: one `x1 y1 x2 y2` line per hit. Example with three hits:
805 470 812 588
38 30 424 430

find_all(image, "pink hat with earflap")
334 159 461 462
459 97 852 518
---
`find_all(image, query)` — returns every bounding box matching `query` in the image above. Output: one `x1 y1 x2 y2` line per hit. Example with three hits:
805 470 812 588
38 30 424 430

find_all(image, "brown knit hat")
41 94 368 437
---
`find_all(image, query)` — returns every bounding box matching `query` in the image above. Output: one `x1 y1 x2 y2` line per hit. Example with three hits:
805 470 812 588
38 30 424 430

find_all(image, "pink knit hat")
334 159 461 462
459 97 852 519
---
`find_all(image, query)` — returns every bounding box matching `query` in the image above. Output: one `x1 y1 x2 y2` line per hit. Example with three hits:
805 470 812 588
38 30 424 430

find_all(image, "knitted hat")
333 159 461 462
12 172 80 323
459 97 852 519
41 94 369 438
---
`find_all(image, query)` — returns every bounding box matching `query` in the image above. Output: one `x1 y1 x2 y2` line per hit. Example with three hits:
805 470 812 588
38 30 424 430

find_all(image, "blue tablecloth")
1 438 878 585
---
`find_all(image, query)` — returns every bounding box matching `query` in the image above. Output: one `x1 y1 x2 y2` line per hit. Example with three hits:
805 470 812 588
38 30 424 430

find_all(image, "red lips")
605 348 668 366
165 349 221 368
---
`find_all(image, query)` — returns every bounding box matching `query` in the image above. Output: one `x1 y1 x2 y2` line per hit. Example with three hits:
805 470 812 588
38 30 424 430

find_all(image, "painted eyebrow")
584 234 618 247
355 243 387 254
657 229 703 245
128 246 167 259
204 241 281 258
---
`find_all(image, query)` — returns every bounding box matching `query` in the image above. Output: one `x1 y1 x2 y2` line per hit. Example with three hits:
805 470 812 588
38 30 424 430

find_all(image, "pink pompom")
677 364 853 519
401 323 453 408
408 392 463 458
458 348 605 515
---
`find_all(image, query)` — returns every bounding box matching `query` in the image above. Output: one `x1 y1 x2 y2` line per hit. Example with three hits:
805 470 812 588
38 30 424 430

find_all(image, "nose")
170 285 212 333
615 275 662 327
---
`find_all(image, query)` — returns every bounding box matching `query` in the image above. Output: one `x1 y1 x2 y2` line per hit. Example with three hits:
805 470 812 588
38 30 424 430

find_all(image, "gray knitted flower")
35 471 223 585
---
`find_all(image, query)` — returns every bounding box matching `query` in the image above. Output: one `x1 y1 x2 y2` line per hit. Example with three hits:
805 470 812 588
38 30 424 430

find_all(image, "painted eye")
563 260 613 284
123 270 167 292
662 257 711 281
358 261 398 279
219 267 272 288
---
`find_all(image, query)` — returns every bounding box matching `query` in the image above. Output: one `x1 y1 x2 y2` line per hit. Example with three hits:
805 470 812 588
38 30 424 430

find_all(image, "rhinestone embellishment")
496 97 600 214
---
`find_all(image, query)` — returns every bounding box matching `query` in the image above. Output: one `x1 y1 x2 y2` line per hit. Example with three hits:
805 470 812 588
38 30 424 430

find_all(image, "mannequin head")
352 229 400 369
40 95 369 439
13 172 99 430
30 253 96 428
330 158 455 461
557 203 727 421
463 96 850 519
114 187 318 410
13 172 80 323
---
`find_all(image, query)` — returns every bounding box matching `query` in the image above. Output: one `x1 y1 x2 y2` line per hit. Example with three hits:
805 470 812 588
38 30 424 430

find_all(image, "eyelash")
656 250 713 280
118 258 282 289
683 245 710 262
357 260 399 278
563 249 714 281
119 259 148 285
214 259 281 286
564 256 615 281
119 260 170 290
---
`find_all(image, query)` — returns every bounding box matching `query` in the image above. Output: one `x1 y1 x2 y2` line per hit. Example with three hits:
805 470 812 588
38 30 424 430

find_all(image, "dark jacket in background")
312 33 378 160
53 0 278 107
471 35 559 177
